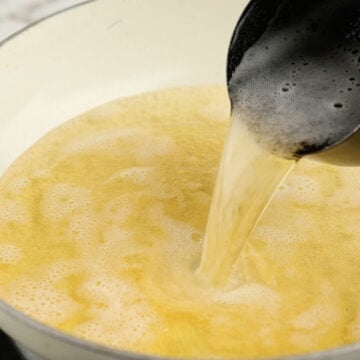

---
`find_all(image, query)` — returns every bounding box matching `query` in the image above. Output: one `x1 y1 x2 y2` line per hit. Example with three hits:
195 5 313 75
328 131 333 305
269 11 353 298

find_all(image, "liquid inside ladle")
227 0 360 166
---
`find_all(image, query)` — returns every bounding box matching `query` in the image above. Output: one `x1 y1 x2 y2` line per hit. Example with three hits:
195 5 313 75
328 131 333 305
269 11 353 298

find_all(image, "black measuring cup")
227 0 360 166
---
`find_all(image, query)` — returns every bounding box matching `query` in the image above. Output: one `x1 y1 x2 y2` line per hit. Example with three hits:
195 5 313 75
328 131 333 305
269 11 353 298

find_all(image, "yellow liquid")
198 119 294 287
0 86 360 358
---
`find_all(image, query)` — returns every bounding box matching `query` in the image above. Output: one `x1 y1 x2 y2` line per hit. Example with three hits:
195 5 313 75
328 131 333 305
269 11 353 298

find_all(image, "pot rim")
0 1 359 359
1 294 360 360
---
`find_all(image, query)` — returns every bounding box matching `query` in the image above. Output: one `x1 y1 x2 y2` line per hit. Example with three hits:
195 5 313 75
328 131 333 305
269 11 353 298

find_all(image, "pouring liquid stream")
198 116 295 287
199 0 360 287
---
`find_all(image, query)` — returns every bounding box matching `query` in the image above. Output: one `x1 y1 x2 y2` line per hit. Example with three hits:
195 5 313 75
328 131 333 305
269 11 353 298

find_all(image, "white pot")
0 0 359 359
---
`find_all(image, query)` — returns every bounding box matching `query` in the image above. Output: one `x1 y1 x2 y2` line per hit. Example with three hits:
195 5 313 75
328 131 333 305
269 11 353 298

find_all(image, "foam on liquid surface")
0 86 359 358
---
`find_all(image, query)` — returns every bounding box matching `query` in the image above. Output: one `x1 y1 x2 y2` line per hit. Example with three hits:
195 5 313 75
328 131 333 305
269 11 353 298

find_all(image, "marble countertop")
0 0 87 41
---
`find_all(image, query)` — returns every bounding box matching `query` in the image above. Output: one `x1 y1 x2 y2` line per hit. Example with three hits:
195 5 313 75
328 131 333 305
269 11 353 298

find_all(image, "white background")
0 0 86 41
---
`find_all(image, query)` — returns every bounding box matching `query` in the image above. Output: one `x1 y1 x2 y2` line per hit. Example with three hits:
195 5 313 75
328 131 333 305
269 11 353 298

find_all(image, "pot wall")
0 1 360 359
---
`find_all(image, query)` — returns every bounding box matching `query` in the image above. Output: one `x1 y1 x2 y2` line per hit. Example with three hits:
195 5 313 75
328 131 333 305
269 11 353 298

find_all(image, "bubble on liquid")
263 238 296 265
7 279 79 324
41 183 93 222
61 128 149 157
73 275 159 349
0 243 22 265
74 309 157 350
100 226 140 259
31 169 51 180
100 194 134 224
276 174 322 205
0 200 30 224
150 205 202 264
255 223 308 246
134 135 177 163
102 226 132 245
103 166 156 186
46 260 81 282
292 303 341 330
81 275 137 305
68 212 99 244
6 177 31 194
325 168 360 208
212 283 281 311
150 182 183 200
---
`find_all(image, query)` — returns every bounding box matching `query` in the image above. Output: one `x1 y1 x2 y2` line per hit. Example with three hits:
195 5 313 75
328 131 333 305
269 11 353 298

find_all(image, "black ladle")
227 0 360 166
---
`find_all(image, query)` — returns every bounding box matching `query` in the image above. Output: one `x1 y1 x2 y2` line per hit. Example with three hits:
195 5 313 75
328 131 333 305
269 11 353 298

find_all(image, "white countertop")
0 0 87 41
